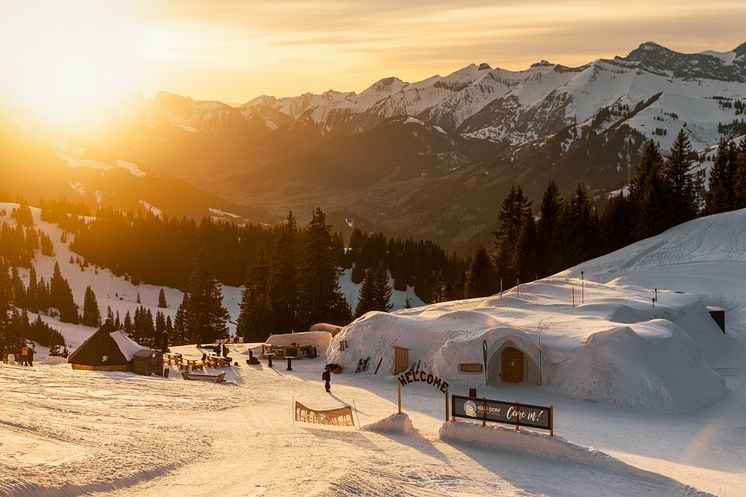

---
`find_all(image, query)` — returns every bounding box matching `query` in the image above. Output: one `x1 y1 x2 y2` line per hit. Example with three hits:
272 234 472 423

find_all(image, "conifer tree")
269 212 299 332
431 269 450 303
236 247 273 342
705 139 738 214
628 141 676 240
50 262 78 323
494 186 531 285
172 294 188 345
155 311 166 347
556 184 599 268
181 249 229 343
123 311 133 337
81 286 101 327
158 288 168 308
600 193 634 253
26 266 38 312
536 180 562 277
665 129 701 223
735 139 746 208
464 247 495 298
515 214 538 282
298 208 352 328
355 263 392 317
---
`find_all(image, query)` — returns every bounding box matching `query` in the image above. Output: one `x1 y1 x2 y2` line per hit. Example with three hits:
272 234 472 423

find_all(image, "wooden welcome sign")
396 369 450 421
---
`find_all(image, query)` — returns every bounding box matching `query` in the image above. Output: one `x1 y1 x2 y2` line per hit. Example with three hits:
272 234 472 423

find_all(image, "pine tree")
155 311 166 347
431 270 449 303
269 212 300 332
182 249 230 344
158 288 168 308
464 247 495 298
355 263 392 317
600 192 634 253
236 247 273 342
665 129 701 223
494 186 531 286
705 139 738 214
374 263 393 313
515 214 538 282
123 311 133 337
81 286 101 327
26 266 38 312
536 180 562 277
556 184 599 268
298 208 352 328
628 141 676 240
50 262 78 323
733 139 746 208
172 294 188 345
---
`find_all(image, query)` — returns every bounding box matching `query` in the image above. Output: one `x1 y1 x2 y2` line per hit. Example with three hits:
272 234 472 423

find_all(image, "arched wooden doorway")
501 347 524 383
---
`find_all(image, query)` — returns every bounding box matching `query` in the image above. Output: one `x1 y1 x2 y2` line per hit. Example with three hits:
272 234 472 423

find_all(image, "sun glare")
0 1 147 126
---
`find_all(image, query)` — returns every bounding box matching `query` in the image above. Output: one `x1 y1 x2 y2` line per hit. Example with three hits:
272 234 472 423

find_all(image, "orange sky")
1 0 745 114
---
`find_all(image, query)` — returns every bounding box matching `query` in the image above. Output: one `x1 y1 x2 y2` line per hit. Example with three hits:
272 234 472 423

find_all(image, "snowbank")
40 356 68 366
439 422 713 496
266 331 331 350
362 413 415 434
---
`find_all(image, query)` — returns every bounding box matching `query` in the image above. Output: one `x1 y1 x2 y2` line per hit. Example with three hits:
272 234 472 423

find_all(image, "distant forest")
1 130 745 345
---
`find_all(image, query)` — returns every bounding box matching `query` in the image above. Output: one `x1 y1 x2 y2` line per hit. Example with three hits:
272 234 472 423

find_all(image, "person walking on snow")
322 365 331 393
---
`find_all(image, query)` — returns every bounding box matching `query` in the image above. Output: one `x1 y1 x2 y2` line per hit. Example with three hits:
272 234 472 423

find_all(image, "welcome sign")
451 395 553 433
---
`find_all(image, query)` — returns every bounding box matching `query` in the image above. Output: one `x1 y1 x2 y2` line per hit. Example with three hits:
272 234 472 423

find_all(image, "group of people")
199 342 232 363
6 344 34 366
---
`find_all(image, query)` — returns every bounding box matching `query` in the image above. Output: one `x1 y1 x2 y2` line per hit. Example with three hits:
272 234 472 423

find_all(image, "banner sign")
294 401 355 427
451 395 553 431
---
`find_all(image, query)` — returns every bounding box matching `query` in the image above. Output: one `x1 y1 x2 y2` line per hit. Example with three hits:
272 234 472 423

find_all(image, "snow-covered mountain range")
237 41 746 150
2 41 745 249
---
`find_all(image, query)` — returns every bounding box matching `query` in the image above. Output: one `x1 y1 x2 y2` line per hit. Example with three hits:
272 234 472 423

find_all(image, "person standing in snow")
322 365 331 393
27 346 34 367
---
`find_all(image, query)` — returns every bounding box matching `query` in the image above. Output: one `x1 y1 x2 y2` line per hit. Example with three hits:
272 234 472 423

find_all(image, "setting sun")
0 1 145 124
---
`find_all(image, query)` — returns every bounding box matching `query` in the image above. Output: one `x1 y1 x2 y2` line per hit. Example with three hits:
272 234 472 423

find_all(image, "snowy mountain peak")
530 59 554 67
477 62 492 71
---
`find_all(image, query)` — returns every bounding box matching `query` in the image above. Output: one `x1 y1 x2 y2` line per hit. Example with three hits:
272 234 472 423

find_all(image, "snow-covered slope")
0 203 417 352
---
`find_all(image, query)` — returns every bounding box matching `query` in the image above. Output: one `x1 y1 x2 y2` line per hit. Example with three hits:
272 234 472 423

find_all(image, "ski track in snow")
0 356 718 497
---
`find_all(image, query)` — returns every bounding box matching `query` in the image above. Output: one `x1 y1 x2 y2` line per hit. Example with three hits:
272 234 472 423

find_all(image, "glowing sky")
1 0 745 109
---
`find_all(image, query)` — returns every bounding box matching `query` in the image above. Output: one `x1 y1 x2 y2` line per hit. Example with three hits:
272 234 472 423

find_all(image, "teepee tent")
68 321 149 371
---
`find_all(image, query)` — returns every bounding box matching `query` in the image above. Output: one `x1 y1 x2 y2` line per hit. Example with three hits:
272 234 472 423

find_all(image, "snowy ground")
0 349 722 497
2 206 746 496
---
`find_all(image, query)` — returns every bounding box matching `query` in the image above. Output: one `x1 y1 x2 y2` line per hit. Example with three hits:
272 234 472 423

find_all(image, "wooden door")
501 347 524 382
393 347 409 374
